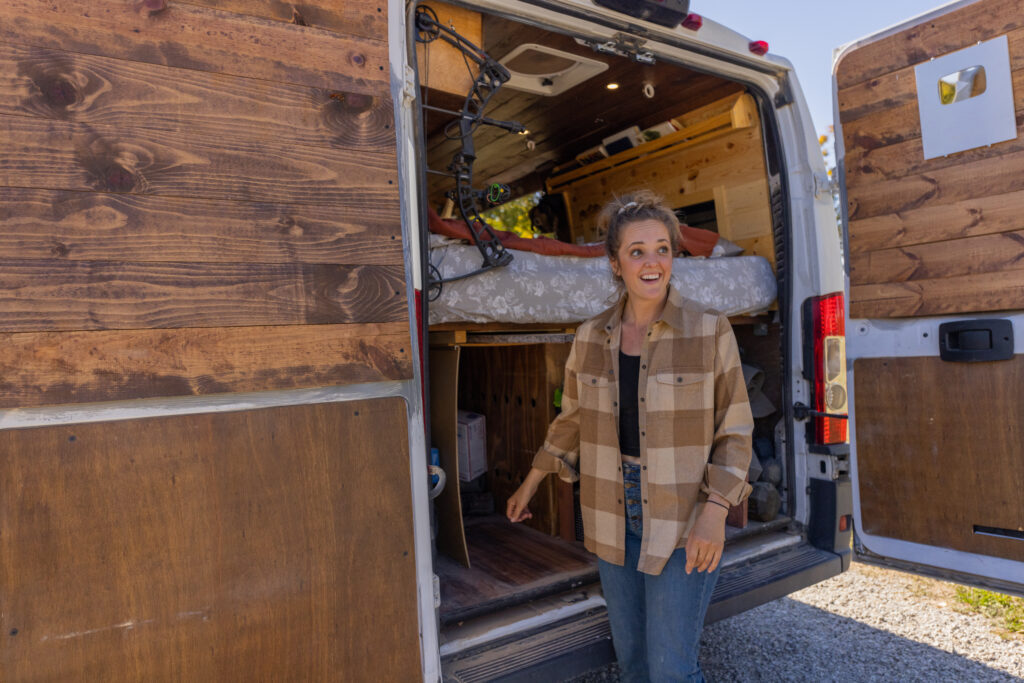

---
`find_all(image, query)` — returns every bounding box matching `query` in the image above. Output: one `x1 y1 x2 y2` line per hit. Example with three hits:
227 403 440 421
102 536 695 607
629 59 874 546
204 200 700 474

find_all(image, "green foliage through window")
480 191 543 238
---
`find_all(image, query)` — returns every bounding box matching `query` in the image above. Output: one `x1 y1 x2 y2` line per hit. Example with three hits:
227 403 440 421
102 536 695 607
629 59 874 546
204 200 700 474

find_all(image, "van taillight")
809 292 847 444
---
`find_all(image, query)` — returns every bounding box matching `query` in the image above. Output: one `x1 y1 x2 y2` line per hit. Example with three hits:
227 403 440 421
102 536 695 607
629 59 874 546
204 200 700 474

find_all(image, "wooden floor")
436 516 597 624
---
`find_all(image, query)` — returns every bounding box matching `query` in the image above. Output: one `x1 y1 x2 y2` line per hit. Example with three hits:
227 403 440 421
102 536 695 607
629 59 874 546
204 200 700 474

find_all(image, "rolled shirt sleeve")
531 338 582 483
702 313 754 506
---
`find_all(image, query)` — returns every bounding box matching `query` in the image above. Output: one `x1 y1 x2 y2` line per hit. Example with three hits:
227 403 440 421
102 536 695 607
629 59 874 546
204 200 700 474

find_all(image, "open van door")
834 0 1024 594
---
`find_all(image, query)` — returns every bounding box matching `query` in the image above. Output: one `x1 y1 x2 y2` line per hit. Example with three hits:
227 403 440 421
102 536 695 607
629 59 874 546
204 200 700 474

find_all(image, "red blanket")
427 209 720 258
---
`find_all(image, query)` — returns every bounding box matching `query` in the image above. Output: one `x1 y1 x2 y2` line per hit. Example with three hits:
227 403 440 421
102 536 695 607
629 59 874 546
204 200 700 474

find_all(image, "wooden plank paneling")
835 0 1024 89
848 188 1024 255
0 0 389 96
854 357 1024 563
0 43 395 151
185 0 388 41
0 260 404 332
838 1 1024 317
850 229 1024 286
0 115 398 206
848 148 1024 222
850 269 1024 318
0 322 412 408
0 189 402 264
0 399 421 681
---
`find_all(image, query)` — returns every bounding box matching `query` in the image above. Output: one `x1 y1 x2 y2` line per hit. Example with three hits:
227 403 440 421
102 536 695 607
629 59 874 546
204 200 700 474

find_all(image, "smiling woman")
506 190 754 681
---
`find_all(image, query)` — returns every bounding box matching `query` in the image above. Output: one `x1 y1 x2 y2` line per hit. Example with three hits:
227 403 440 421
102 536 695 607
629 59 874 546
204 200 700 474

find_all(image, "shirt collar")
598 285 693 337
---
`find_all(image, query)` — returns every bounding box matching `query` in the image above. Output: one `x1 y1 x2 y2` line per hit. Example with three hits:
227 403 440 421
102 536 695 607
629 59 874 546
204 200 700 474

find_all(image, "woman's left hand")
684 503 728 574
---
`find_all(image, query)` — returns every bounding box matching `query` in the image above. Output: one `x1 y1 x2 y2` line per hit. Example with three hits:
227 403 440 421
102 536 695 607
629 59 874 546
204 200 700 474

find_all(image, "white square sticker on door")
914 34 1017 159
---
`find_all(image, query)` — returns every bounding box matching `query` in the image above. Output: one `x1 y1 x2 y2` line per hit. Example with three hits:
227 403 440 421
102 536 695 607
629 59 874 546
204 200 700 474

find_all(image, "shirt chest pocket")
652 369 706 412
577 369 612 412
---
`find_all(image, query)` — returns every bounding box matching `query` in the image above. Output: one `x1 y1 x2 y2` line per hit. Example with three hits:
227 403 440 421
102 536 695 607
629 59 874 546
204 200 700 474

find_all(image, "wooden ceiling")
422 13 744 207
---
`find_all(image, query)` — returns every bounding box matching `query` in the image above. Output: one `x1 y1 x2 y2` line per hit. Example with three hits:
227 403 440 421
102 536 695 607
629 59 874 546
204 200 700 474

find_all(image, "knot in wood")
135 0 168 16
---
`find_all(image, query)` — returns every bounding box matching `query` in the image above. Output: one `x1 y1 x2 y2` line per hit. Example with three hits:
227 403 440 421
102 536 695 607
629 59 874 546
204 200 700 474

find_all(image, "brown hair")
598 190 681 275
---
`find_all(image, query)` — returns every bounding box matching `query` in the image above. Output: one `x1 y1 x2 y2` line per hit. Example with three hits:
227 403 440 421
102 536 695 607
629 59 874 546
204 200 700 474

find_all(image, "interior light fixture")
606 82 620 90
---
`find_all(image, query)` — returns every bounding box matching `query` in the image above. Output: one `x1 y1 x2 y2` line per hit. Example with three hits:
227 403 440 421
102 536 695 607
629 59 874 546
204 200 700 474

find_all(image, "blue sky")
696 1 952 136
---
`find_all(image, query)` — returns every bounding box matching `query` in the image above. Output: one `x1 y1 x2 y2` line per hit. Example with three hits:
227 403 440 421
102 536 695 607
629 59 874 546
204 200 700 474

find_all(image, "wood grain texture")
0 43 396 152
436 517 595 624
850 269 1024 318
837 29 1024 124
834 0 1024 90
458 343 573 537
0 114 398 206
184 0 388 40
854 357 1024 563
0 188 402 264
0 322 412 408
839 3 1024 317
429 346 471 568
849 229 1024 286
0 399 421 681
844 115 1024 191
0 0 389 96
848 148 1024 222
0 260 405 332
848 189 1024 255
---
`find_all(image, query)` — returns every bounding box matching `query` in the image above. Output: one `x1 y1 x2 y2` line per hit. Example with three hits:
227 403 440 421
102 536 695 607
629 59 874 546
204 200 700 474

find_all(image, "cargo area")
416 3 798 637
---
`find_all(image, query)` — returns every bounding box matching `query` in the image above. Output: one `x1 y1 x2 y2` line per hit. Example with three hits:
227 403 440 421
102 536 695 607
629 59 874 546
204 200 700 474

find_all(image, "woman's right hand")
506 467 547 523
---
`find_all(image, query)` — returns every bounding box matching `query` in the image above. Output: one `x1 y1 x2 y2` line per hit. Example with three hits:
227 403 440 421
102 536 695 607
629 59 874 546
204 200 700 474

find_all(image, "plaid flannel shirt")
532 286 753 575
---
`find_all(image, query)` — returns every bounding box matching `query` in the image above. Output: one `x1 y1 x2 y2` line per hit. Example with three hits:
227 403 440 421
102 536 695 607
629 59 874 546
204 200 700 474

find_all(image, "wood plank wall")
0 399 422 681
0 0 410 408
837 0 1024 318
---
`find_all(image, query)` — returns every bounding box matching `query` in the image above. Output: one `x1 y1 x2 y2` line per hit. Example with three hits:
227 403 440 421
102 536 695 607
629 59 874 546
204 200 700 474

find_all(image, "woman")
506 190 753 682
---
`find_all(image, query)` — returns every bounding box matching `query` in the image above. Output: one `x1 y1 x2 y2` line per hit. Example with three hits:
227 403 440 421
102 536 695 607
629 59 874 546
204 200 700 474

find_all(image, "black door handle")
938 319 1014 362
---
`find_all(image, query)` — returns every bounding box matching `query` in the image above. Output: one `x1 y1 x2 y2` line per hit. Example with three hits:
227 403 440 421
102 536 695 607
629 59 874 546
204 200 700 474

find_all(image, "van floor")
436 515 597 625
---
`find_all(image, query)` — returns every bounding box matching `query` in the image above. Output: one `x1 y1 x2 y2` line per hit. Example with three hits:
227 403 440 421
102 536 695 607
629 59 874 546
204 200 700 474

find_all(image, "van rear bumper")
441 541 844 681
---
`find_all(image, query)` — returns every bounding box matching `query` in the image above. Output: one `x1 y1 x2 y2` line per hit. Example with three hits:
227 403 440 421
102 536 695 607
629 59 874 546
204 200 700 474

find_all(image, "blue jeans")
598 464 721 682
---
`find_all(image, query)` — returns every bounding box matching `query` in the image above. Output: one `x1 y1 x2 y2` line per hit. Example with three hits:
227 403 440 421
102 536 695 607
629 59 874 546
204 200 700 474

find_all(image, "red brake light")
810 292 847 444
682 13 702 30
749 40 769 56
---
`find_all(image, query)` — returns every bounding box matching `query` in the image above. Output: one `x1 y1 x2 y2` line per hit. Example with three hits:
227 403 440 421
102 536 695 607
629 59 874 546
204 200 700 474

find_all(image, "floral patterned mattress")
427 237 777 325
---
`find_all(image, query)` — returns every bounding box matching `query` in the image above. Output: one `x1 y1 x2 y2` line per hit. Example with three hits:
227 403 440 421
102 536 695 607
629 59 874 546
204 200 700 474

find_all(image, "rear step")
442 542 842 682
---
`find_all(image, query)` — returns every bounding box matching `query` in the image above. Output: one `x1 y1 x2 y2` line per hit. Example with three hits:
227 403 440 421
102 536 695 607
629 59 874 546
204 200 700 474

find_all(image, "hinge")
402 64 418 106
582 33 656 65
812 170 833 199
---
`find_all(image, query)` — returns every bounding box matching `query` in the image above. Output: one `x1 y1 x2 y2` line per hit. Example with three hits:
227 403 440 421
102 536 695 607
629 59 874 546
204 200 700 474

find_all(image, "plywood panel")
0 43 395 152
429 346 471 567
854 357 1024 563
0 188 401 265
0 322 412 408
0 0 389 96
0 399 421 681
458 343 572 537
0 260 405 332
0 115 398 206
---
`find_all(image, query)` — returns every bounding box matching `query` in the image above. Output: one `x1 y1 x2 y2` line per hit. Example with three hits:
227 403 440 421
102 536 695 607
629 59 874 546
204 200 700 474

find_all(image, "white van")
0 0 1018 680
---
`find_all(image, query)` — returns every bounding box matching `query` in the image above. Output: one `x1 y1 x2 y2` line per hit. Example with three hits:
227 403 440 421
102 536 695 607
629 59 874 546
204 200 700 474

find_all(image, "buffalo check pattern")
532 286 753 575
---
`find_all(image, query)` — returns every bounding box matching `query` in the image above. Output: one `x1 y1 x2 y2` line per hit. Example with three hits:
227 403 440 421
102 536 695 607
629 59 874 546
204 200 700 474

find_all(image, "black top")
618 351 641 458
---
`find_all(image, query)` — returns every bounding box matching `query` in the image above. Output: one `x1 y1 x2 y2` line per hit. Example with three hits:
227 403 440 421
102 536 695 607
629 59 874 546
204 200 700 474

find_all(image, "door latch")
793 402 848 421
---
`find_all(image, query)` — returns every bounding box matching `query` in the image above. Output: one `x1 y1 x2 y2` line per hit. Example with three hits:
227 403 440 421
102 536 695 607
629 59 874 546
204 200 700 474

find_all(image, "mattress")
428 237 777 325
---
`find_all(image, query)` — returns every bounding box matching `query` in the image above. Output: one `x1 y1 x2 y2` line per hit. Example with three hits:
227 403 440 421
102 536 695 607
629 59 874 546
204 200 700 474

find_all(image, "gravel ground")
569 562 1024 682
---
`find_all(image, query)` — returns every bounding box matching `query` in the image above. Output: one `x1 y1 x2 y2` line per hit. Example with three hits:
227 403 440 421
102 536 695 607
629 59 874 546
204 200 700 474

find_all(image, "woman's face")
610 218 674 306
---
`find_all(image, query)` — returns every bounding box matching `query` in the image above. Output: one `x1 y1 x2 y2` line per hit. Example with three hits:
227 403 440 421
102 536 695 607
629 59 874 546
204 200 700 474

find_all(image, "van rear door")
834 0 1024 593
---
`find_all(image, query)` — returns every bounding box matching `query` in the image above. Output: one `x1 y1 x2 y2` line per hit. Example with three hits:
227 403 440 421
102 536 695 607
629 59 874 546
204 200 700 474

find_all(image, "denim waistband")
622 462 642 538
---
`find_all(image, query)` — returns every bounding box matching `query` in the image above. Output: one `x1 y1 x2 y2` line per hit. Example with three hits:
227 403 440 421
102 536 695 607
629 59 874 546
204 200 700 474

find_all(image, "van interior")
417 2 795 657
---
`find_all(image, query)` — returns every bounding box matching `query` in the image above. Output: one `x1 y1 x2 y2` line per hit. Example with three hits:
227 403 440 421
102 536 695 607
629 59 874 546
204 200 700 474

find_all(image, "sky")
696 0 954 138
